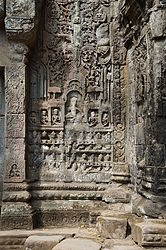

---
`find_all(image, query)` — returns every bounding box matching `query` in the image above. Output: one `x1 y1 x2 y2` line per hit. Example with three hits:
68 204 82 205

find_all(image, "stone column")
1 0 40 230
1 42 34 230
140 4 166 210
133 3 166 218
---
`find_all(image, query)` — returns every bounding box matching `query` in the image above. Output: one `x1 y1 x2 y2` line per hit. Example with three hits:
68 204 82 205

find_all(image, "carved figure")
52 108 61 125
27 0 115 182
40 110 48 124
9 164 20 179
98 154 103 162
29 111 37 124
49 131 56 144
57 131 64 144
88 110 98 126
104 154 110 162
105 132 111 143
32 130 41 145
102 112 109 126
66 96 80 120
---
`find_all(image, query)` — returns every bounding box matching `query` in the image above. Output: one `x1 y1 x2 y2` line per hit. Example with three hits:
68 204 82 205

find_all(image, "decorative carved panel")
28 0 125 183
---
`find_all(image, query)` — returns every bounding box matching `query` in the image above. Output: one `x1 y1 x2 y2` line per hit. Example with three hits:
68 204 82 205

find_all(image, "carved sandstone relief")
27 0 125 183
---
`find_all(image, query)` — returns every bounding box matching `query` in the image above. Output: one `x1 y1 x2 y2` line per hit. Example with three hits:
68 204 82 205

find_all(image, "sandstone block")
111 246 142 250
97 216 127 239
52 238 101 250
24 235 64 250
132 219 166 247
0 246 23 250
150 10 166 38
104 239 135 248
103 186 131 203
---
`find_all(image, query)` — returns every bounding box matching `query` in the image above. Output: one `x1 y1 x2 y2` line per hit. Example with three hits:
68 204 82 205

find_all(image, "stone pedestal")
132 219 166 247
1 182 34 230
97 213 128 239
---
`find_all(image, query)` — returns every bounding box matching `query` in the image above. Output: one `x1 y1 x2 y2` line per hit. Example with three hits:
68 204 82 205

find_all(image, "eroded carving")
27 0 123 183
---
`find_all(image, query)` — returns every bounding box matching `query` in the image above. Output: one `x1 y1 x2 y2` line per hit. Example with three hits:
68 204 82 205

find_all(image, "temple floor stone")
97 216 127 239
52 238 101 250
0 246 23 250
111 247 142 250
25 235 64 250
0 228 166 249
132 219 166 247
103 239 135 248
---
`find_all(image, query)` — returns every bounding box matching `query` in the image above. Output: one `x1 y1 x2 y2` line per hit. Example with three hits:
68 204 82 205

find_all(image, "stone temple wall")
0 0 165 235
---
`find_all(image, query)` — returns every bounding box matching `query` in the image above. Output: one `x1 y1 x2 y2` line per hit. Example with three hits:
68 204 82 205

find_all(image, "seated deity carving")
66 93 83 123
98 154 103 163
29 111 38 124
88 110 98 127
40 110 48 124
52 108 61 125
102 112 109 127
9 164 20 179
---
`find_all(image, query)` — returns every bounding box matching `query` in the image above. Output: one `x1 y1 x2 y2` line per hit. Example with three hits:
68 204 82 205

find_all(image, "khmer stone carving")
27 0 115 183
0 1 166 247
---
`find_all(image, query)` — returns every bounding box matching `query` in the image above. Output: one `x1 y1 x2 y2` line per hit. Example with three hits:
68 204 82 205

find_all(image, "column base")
1 202 35 230
131 218 166 247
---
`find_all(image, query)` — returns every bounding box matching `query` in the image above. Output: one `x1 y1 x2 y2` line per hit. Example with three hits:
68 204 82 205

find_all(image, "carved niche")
28 0 115 183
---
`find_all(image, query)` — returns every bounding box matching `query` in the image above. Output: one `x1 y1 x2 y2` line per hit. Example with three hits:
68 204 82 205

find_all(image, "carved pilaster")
1 42 34 230
1 0 39 230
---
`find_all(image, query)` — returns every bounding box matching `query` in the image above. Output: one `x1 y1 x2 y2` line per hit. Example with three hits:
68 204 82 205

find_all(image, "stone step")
0 246 23 250
96 211 132 239
131 218 166 247
97 216 127 239
52 238 101 250
25 235 64 250
0 226 166 249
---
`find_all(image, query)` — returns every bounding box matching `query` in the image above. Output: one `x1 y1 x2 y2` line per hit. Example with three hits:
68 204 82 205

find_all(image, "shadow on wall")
0 29 9 67
0 67 5 206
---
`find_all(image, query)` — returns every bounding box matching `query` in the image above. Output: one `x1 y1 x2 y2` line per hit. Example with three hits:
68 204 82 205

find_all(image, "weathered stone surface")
111 246 142 250
1 202 34 230
25 235 64 250
0 228 76 245
103 186 131 203
150 10 166 38
0 246 23 250
5 0 36 43
97 216 127 239
132 219 166 247
0 0 166 237
52 238 101 250
104 239 135 249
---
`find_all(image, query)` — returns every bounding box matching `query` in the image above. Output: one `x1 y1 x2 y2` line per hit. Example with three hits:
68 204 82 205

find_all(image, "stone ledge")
52 238 101 250
25 235 64 250
0 245 23 250
132 219 166 247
